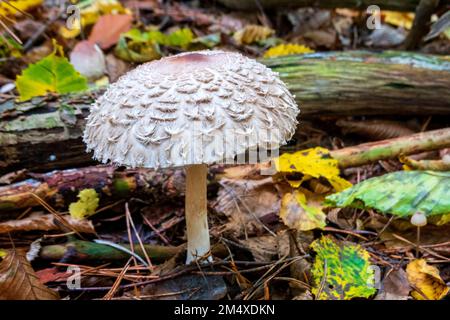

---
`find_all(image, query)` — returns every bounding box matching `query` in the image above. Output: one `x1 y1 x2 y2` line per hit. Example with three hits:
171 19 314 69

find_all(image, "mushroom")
410 211 427 257
83 50 299 264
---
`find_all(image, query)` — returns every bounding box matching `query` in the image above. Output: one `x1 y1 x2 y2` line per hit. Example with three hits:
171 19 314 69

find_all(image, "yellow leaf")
233 25 274 45
15 40 88 101
280 190 326 231
60 0 131 38
69 189 100 220
274 147 352 191
0 0 42 17
264 44 314 58
406 259 449 300
383 11 415 29
0 249 6 259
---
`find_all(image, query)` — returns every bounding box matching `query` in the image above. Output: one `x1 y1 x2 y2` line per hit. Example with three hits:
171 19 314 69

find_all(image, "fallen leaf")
310 236 377 300
383 11 415 30
16 40 88 101
365 24 406 47
0 249 60 300
215 177 280 237
406 259 449 300
263 43 314 58
0 212 95 234
326 171 450 220
88 14 133 49
59 0 131 39
70 41 106 80
375 269 411 300
239 235 278 262
425 11 450 41
142 274 227 300
105 53 131 82
280 190 326 231
114 29 161 63
275 147 352 191
69 188 100 220
36 267 70 284
0 0 42 17
233 25 274 45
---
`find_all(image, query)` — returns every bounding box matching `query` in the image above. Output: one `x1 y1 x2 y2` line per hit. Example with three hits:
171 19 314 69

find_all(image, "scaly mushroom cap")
83 50 299 169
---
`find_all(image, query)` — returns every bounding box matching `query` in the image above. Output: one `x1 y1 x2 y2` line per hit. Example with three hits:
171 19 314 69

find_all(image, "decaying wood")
217 0 450 11
0 166 189 212
1 128 449 213
330 127 450 168
39 240 181 263
1 51 449 174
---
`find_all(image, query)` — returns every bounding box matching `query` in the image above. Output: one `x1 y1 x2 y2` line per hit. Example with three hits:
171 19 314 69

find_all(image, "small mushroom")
83 50 299 264
410 211 427 257
410 211 427 227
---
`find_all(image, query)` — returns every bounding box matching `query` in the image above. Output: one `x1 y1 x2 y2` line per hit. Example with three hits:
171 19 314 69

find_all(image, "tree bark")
217 0 449 11
1 51 449 174
0 166 189 212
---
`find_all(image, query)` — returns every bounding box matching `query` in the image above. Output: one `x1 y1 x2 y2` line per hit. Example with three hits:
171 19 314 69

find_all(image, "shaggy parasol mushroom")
83 50 299 264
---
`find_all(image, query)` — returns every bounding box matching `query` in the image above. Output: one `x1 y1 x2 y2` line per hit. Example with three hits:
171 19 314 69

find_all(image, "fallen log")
39 240 181 263
330 127 450 168
1 51 449 174
1 128 449 213
217 0 450 11
0 166 190 212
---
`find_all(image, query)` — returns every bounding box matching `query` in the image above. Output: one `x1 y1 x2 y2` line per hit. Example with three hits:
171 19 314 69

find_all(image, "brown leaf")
0 212 95 234
105 53 131 82
89 14 133 49
215 177 280 237
0 249 60 300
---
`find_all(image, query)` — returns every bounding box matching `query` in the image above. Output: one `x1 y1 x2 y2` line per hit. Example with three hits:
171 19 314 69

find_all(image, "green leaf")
310 236 377 300
16 41 88 101
163 28 194 48
192 33 221 48
325 171 450 219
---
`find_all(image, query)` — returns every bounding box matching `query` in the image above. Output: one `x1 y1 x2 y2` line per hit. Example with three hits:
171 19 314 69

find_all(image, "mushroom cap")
83 50 299 169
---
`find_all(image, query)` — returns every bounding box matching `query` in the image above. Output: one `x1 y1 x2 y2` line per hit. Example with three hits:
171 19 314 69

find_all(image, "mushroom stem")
185 164 211 264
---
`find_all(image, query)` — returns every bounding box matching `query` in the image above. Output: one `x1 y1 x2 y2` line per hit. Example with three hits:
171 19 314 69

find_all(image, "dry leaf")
233 25 274 45
280 190 326 231
406 259 449 300
0 212 95 234
263 44 314 58
70 41 106 80
88 14 133 49
383 11 415 30
275 147 352 191
215 177 280 237
0 249 60 300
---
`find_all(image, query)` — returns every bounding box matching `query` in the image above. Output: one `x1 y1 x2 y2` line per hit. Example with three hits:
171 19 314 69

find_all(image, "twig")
404 0 440 49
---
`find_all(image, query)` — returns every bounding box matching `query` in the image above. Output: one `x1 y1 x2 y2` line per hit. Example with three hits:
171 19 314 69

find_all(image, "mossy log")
39 240 181 263
217 0 450 11
1 51 449 174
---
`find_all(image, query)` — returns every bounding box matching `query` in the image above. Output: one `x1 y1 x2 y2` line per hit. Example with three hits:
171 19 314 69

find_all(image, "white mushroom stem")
185 164 212 264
